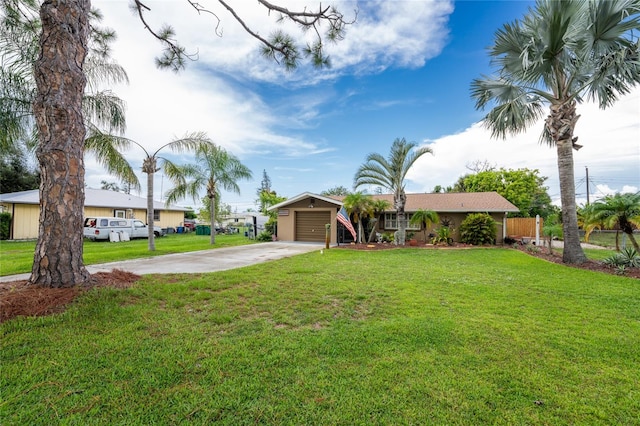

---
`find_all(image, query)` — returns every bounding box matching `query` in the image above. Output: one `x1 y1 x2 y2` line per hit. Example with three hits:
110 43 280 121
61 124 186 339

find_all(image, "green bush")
256 230 273 242
0 212 11 240
381 232 394 243
459 213 497 245
431 227 453 245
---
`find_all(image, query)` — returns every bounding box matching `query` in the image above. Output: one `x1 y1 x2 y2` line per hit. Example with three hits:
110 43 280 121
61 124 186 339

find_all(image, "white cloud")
407 88 640 203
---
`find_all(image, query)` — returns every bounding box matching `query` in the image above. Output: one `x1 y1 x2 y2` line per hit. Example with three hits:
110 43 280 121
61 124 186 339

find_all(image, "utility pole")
585 166 590 205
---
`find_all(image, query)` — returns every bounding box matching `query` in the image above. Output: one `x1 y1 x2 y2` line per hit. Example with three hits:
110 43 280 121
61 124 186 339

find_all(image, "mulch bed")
0 269 141 324
1 246 636 324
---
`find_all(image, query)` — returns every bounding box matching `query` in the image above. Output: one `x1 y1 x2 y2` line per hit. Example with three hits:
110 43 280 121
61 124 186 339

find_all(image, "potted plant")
407 231 418 246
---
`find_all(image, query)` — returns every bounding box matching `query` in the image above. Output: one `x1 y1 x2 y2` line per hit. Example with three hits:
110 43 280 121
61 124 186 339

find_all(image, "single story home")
268 191 519 244
0 188 189 240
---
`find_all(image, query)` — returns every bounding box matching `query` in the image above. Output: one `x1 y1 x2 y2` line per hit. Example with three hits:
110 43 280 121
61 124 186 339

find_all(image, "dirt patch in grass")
0 269 141 323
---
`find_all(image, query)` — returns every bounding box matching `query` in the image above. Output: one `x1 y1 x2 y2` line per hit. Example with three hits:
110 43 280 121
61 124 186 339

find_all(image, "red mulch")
1 245 636 324
0 269 141 323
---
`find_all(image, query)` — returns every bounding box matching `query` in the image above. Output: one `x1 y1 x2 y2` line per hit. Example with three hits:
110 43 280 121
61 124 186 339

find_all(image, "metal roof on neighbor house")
0 188 188 211
331 192 519 213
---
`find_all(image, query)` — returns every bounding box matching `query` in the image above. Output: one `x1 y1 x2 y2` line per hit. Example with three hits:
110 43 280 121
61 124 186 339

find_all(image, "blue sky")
89 1 639 211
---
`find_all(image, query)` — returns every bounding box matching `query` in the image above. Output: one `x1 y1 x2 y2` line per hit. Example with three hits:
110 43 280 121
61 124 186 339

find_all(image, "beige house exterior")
0 188 188 240
269 192 519 244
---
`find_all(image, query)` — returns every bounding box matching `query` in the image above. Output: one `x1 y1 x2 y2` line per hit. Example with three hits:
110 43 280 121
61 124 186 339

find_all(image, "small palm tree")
165 143 252 245
367 198 391 243
354 138 433 245
343 192 374 244
105 133 212 250
471 0 640 264
577 204 603 244
410 209 439 242
591 193 640 252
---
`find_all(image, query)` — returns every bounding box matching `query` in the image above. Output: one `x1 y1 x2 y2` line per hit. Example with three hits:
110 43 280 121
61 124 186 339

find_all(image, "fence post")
535 215 540 246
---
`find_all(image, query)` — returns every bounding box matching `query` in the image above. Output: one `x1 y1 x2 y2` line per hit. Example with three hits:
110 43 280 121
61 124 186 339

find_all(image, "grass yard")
2 248 638 424
0 232 256 276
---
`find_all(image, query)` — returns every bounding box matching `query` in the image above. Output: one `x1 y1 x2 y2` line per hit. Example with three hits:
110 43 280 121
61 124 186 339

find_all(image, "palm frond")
471 77 546 139
154 132 213 156
84 127 140 191
82 90 127 134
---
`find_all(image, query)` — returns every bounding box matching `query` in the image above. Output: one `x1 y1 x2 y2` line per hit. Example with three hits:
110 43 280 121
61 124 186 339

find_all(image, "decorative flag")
337 206 357 240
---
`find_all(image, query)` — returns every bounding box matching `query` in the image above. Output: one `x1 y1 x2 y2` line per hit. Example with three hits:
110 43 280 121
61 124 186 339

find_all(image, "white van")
83 217 165 241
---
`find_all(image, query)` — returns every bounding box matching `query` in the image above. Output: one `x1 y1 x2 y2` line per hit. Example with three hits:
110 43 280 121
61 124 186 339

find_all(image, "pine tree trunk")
549 102 587 264
30 0 91 287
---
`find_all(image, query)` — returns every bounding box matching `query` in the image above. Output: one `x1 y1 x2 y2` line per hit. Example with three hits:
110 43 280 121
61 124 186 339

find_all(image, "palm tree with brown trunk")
591 193 640 252
343 192 374 244
164 143 252 245
471 0 640 264
354 138 433 245
127 133 213 250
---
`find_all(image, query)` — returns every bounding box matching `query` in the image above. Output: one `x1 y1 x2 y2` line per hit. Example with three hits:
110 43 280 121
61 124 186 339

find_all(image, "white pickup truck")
83 217 165 241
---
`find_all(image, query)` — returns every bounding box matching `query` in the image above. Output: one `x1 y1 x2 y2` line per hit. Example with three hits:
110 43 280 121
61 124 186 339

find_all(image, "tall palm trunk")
30 0 91 287
209 194 216 245
395 191 407 245
142 157 157 251
548 102 587 264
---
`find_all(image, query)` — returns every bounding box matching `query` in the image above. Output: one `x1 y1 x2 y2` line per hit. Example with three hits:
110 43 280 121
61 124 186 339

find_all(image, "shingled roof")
331 192 519 213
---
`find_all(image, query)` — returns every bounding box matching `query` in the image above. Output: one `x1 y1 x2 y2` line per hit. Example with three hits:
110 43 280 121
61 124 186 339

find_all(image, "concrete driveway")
0 242 325 282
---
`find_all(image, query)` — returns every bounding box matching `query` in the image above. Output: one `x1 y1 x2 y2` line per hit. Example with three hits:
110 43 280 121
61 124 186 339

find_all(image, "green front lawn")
2 248 638 424
0 232 257 276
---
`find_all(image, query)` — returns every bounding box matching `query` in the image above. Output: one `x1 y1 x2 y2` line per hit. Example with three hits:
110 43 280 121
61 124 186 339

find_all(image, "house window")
384 213 397 229
383 213 419 230
153 210 160 221
114 210 126 218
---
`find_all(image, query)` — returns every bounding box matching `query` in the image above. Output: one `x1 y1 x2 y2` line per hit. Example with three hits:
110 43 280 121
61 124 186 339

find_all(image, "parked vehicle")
83 217 165 241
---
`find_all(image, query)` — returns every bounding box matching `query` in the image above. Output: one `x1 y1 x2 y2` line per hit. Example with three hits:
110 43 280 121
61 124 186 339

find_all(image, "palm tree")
591 193 640 252
410 209 439 242
577 204 603 244
342 192 374 244
471 0 640 264
117 133 213 250
367 198 391 243
165 143 252 245
354 138 433 245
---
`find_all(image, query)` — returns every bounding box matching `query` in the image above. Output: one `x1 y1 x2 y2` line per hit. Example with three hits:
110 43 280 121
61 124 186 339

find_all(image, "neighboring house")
0 188 189 240
268 191 519 244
